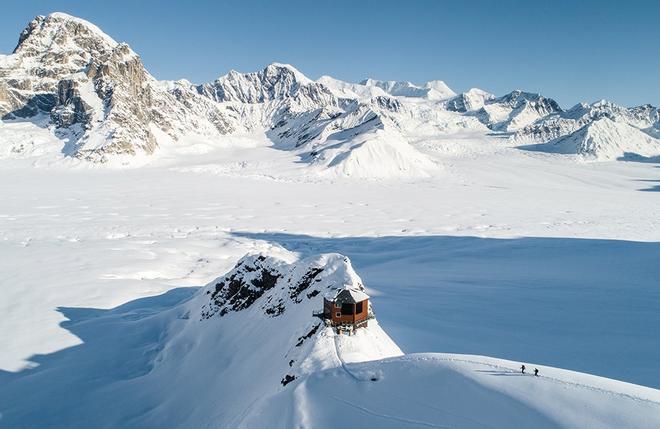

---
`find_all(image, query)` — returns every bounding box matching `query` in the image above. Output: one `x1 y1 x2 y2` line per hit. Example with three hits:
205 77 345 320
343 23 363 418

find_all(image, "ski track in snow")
329 395 453 429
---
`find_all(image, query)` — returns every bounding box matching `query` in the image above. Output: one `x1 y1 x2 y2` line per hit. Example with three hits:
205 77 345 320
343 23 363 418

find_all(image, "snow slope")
528 117 660 160
513 100 660 160
1 252 658 428
269 354 660 429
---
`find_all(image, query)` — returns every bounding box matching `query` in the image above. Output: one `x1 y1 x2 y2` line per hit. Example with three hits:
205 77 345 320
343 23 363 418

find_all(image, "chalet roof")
330 287 369 304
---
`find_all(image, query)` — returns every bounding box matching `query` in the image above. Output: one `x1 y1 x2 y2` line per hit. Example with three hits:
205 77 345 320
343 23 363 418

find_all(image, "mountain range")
1 12 659 174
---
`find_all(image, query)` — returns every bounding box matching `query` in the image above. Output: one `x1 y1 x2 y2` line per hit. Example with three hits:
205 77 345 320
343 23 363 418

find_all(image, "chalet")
321 287 371 329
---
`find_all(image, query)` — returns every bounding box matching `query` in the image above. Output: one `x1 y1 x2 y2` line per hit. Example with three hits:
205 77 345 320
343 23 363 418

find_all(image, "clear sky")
1 0 658 108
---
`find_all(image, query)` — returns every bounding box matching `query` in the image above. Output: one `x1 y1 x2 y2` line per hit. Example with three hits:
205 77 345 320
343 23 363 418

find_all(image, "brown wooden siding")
329 299 369 325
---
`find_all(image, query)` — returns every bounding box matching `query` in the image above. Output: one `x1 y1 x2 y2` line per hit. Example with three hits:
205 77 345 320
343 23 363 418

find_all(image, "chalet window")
334 302 341 308
335 312 341 318
356 302 363 313
341 303 354 315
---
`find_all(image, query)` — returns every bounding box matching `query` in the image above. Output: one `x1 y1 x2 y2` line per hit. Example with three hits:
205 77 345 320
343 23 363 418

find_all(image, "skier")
521 364 526 374
534 368 539 377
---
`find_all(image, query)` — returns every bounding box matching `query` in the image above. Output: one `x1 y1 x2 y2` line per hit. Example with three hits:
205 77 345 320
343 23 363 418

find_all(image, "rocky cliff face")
0 13 235 161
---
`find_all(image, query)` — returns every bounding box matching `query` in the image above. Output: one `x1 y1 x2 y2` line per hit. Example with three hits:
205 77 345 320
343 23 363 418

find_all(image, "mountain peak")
264 62 312 84
14 12 119 56
200 62 334 105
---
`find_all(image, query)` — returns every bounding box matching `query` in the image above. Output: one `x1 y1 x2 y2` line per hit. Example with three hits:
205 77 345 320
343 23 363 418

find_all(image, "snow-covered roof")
328 287 369 304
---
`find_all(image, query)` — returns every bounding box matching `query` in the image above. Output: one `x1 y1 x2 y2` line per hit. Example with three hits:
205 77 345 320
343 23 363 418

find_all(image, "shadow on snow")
1 233 659 426
231 232 660 389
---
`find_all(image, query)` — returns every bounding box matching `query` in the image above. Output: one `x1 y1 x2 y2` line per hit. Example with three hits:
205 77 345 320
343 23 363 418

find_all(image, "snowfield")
1 11 660 429
1 138 659 427
1 246 659 428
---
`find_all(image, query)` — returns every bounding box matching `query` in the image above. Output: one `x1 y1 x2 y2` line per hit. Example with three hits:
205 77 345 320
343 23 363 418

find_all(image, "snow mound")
250 353 660 428
307 125 439 179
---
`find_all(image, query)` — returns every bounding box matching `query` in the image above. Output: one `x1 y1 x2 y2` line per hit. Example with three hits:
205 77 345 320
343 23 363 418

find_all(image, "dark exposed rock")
200 257 284 319
281 374 296 386
295 324 321 347
290 267 323 302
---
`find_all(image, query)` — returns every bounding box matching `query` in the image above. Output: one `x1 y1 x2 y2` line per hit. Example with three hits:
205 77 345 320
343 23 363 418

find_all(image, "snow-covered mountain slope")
198 63 338 107
0 13 235 161
1 12 659 171
512 99 660 160
193 64 441 178
523 117 660 160
445 87 495 112
2 251 659 428
476 90 563 132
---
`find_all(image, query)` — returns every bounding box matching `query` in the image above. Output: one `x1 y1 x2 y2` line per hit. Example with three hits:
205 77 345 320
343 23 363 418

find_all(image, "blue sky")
1 0 658 107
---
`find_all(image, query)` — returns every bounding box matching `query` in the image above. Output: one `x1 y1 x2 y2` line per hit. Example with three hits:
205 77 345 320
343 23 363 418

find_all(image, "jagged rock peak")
197 62 336 105
494 89 562 112
14 12 120 57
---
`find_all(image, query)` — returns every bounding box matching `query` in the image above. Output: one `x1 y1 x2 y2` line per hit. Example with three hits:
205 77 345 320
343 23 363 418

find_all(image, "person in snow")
521 364 526 374
534 368 539 377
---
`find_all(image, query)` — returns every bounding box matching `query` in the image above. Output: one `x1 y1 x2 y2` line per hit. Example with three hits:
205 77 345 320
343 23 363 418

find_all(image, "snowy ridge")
123 254 660 427
160 252 402 426
185 253 660 428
